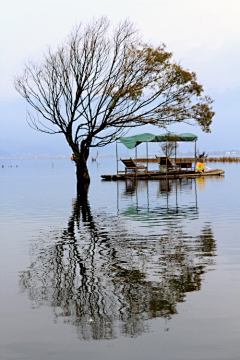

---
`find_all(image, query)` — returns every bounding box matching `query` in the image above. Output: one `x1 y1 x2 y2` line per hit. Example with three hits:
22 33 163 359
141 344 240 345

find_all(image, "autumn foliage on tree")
14 17 214 184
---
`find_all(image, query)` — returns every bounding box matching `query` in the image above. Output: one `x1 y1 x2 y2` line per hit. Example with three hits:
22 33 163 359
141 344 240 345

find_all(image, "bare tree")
14 17 214 184
160 141 179 158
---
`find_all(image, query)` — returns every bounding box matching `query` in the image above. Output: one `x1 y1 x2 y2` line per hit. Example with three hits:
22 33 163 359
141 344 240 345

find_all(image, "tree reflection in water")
19 183 216 340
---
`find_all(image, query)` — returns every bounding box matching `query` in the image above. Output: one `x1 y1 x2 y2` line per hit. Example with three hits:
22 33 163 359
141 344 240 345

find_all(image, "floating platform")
101 169 225 181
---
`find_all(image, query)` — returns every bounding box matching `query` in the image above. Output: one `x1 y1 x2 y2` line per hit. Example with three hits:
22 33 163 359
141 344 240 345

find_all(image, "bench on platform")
176 161 193 171
156 156 180 172
120 158 147 175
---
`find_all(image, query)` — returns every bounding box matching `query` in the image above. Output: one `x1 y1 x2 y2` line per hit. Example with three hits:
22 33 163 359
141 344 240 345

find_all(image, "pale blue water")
0 158 239 360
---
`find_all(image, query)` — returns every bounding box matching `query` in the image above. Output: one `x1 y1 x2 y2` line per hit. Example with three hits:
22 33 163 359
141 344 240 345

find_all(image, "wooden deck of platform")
101 169 225 181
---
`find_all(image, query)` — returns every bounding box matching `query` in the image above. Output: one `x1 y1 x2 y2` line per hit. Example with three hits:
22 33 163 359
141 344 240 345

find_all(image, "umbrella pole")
135 139 137 178
116 141 118 174
194 140 197 171
146 142 148 171
166 141 168 176
175 142 176 164
135 137 137 161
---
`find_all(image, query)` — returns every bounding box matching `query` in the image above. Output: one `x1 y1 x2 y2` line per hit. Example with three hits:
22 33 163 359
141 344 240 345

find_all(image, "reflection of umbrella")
118 178 198 225
121 204 199 226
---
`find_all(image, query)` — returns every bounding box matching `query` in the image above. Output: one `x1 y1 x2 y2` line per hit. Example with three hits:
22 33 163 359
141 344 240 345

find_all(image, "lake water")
0 158 239 360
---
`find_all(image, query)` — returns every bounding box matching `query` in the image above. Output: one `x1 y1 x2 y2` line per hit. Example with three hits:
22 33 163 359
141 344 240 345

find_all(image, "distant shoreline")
0 154 116 160
1 153 239 161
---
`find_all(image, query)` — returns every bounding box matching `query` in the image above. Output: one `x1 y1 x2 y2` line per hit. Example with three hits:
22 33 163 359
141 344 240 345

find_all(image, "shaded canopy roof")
119 133 198 149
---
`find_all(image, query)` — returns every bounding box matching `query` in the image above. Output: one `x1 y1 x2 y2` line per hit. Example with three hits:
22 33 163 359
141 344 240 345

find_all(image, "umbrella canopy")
119 133 198 149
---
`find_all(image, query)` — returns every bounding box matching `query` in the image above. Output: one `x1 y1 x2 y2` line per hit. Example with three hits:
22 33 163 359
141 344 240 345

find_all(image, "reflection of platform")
121 204 199 224
117 178 199 226
101 169 225 180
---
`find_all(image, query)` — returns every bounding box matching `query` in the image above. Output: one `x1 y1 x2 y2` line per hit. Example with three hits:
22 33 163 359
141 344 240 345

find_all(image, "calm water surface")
0 158 239 360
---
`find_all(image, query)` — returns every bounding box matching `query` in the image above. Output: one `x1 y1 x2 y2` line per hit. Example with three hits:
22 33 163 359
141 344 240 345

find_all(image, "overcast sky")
1 0 240 154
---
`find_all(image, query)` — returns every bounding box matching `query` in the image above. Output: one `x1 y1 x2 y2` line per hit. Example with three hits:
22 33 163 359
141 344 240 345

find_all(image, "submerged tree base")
75 157 90 185
77 180 90 199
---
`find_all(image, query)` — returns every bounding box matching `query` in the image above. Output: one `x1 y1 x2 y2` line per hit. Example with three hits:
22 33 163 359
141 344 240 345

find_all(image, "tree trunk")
73 145 90 185
75 158 90 181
